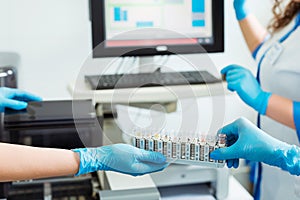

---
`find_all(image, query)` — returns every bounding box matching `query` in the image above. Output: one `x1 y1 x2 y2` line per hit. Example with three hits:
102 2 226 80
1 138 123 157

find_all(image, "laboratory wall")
0 0 273 124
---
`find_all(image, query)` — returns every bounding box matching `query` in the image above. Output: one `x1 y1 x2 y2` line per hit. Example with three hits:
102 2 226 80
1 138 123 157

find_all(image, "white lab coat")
256 16 300 200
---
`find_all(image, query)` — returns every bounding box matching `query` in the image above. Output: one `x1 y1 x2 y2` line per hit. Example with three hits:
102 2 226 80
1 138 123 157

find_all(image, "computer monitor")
91 0 224 58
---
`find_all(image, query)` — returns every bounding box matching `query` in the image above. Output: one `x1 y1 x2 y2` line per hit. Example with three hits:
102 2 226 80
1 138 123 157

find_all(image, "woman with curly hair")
220 0 300 199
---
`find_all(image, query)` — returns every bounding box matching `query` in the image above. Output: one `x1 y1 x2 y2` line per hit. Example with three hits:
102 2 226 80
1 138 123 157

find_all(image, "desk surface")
68 80 228 104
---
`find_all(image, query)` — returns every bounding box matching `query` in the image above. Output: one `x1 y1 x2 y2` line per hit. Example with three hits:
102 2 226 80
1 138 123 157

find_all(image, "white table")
68 80 228 104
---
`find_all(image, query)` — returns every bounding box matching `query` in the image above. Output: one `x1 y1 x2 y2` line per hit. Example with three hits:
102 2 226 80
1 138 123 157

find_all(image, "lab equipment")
0 66 17 89
85 71 221 90
4 100 102 148
233 0 249 21
210 118 300 175
221 65 271 115
91 0 224 57
131 129 226 168
1 100 103 199
74 144 168 177
4 175 95 199
87 0 224 91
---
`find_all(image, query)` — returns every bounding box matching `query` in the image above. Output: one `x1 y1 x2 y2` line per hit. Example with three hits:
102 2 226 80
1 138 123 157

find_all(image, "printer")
0 99 103 199
3 100 103 148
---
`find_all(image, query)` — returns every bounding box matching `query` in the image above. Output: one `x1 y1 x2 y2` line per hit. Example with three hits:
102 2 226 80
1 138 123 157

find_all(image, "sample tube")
133 129 143 148
217 133 227 163
153 133 160 152
148 137 154 151
132 136 137 147
136 137 141 148
163 135 168 156
145 139 149 150
218 134 227 148
176 138 182 159
167 137 172 158
144 131 154 151
181 138 186 159
199 135 206 161
190 139 196 160
172 138 177 158
195 141 200 161
140 137 145 150
207 135 216 162
185 138 191 160
157 136 163 154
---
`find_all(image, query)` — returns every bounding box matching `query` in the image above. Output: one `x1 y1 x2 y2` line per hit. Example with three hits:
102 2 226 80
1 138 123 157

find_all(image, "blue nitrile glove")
221 65 272 115
210 118 300 175
0 87 42 112
233 0 249 21
73 144 169 176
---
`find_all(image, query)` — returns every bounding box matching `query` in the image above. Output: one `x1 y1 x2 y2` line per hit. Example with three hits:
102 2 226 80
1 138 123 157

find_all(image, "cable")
115 57 125 74
153 55 170 73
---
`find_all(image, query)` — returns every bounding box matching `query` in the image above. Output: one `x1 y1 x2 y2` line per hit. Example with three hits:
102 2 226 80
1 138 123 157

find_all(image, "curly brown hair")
268 0 300 33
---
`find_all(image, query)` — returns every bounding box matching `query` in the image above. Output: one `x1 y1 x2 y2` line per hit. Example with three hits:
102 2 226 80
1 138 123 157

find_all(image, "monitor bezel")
91 0 224 58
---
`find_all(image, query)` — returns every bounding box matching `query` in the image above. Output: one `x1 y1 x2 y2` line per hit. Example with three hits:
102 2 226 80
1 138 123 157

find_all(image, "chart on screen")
105 0 213 46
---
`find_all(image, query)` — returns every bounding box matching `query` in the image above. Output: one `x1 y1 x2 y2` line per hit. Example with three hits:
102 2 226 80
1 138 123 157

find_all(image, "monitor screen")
91 0 224 57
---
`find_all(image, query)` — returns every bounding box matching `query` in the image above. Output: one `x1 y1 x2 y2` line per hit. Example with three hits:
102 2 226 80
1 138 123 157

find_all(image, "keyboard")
85 71 221 90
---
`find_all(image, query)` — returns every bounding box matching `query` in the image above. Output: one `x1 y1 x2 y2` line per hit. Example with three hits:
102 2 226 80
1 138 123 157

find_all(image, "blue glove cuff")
234 1 249 21
257 92 272 115
72 148 105 176
293 102 300 141
73 149 88 176
273 145 300 176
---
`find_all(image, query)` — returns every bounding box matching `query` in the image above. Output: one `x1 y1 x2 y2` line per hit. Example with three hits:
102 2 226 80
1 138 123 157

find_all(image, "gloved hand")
233 0 249 21
0 87 42 112
221 65 271 115
73 144 169 176
210 118 300 175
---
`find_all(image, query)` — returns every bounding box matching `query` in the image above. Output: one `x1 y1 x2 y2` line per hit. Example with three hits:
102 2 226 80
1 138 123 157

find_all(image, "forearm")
266 94 296 129
238 14 269 53
0 143 80 182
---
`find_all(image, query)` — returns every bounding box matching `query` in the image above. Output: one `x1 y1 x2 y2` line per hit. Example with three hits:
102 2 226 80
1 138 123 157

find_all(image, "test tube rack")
131 130 227 168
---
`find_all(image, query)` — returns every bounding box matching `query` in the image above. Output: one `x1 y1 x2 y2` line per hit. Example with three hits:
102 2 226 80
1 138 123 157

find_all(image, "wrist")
233 1 249 21
72 149 86 176
72 148 105 176
272 145 300 176
72 150 81 175
256 92 272 115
